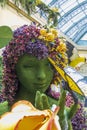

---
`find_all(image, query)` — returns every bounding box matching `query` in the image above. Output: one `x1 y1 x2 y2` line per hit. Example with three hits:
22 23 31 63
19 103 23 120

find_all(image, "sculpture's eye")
23 64 34 68
45 62 53 69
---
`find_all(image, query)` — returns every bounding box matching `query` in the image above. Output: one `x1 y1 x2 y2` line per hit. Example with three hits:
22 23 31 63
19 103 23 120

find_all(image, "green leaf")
0 26 13 48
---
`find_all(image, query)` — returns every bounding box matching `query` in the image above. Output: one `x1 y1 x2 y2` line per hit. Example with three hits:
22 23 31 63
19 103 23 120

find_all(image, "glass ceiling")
42 0 87 46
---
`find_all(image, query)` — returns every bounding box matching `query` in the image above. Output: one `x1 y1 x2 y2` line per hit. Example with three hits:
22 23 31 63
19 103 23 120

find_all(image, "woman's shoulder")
0 101 10 115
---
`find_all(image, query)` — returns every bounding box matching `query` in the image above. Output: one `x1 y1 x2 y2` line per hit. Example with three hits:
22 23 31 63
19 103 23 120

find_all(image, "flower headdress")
1 23 68 104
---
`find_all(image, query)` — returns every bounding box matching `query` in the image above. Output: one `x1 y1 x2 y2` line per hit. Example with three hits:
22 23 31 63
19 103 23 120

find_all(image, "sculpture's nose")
37 66 46 80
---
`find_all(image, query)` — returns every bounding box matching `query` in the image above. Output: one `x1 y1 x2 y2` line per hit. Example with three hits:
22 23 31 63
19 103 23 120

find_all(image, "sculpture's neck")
15 86 35 105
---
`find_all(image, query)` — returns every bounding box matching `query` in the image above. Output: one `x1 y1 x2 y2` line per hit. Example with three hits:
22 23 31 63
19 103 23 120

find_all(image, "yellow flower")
51 7 59 13
40 28 47 36
50 28 58 38
38 35 44 40
45 33 54 42
57 42 67 52
35 0 42 5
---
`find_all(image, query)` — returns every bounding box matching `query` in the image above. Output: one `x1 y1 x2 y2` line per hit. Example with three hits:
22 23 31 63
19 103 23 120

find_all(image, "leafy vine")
0 0 60 27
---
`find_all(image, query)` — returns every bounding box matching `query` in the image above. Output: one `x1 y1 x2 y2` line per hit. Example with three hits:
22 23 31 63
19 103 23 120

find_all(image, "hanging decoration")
0 0 60 27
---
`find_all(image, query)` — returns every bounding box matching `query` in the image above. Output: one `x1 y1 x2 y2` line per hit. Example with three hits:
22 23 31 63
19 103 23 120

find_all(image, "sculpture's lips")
35 83 47 88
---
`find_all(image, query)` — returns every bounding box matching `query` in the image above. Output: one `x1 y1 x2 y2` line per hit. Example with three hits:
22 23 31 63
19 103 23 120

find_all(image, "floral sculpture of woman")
0 23 78 130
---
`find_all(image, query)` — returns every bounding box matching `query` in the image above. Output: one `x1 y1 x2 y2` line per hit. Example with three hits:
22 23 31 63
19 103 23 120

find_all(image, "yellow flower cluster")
39 27 68 67
56 41 68 67
38 27 68 85
56 41 67 53
39 28 58 42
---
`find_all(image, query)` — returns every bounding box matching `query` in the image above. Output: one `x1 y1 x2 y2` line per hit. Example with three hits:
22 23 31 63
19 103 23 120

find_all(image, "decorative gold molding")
7 1 41 24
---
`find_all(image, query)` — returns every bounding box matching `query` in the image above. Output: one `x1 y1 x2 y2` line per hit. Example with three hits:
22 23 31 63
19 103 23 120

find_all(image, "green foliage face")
16 54 54 95
0 26 13 48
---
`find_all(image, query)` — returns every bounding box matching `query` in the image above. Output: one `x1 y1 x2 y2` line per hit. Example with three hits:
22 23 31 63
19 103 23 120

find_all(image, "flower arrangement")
66 93 87 130
0 23 68 104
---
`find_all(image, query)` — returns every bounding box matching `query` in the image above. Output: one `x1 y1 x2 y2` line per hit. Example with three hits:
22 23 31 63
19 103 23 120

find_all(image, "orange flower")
0 100 61 130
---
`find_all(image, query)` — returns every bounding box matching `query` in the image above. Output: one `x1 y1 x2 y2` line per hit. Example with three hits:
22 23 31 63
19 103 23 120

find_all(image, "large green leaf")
0 26 13 48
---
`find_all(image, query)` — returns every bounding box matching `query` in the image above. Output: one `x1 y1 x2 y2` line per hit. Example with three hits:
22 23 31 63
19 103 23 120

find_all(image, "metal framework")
42 0 87 46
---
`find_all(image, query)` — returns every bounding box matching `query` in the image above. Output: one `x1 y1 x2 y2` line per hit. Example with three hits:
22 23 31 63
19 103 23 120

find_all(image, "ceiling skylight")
41 0 87 46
